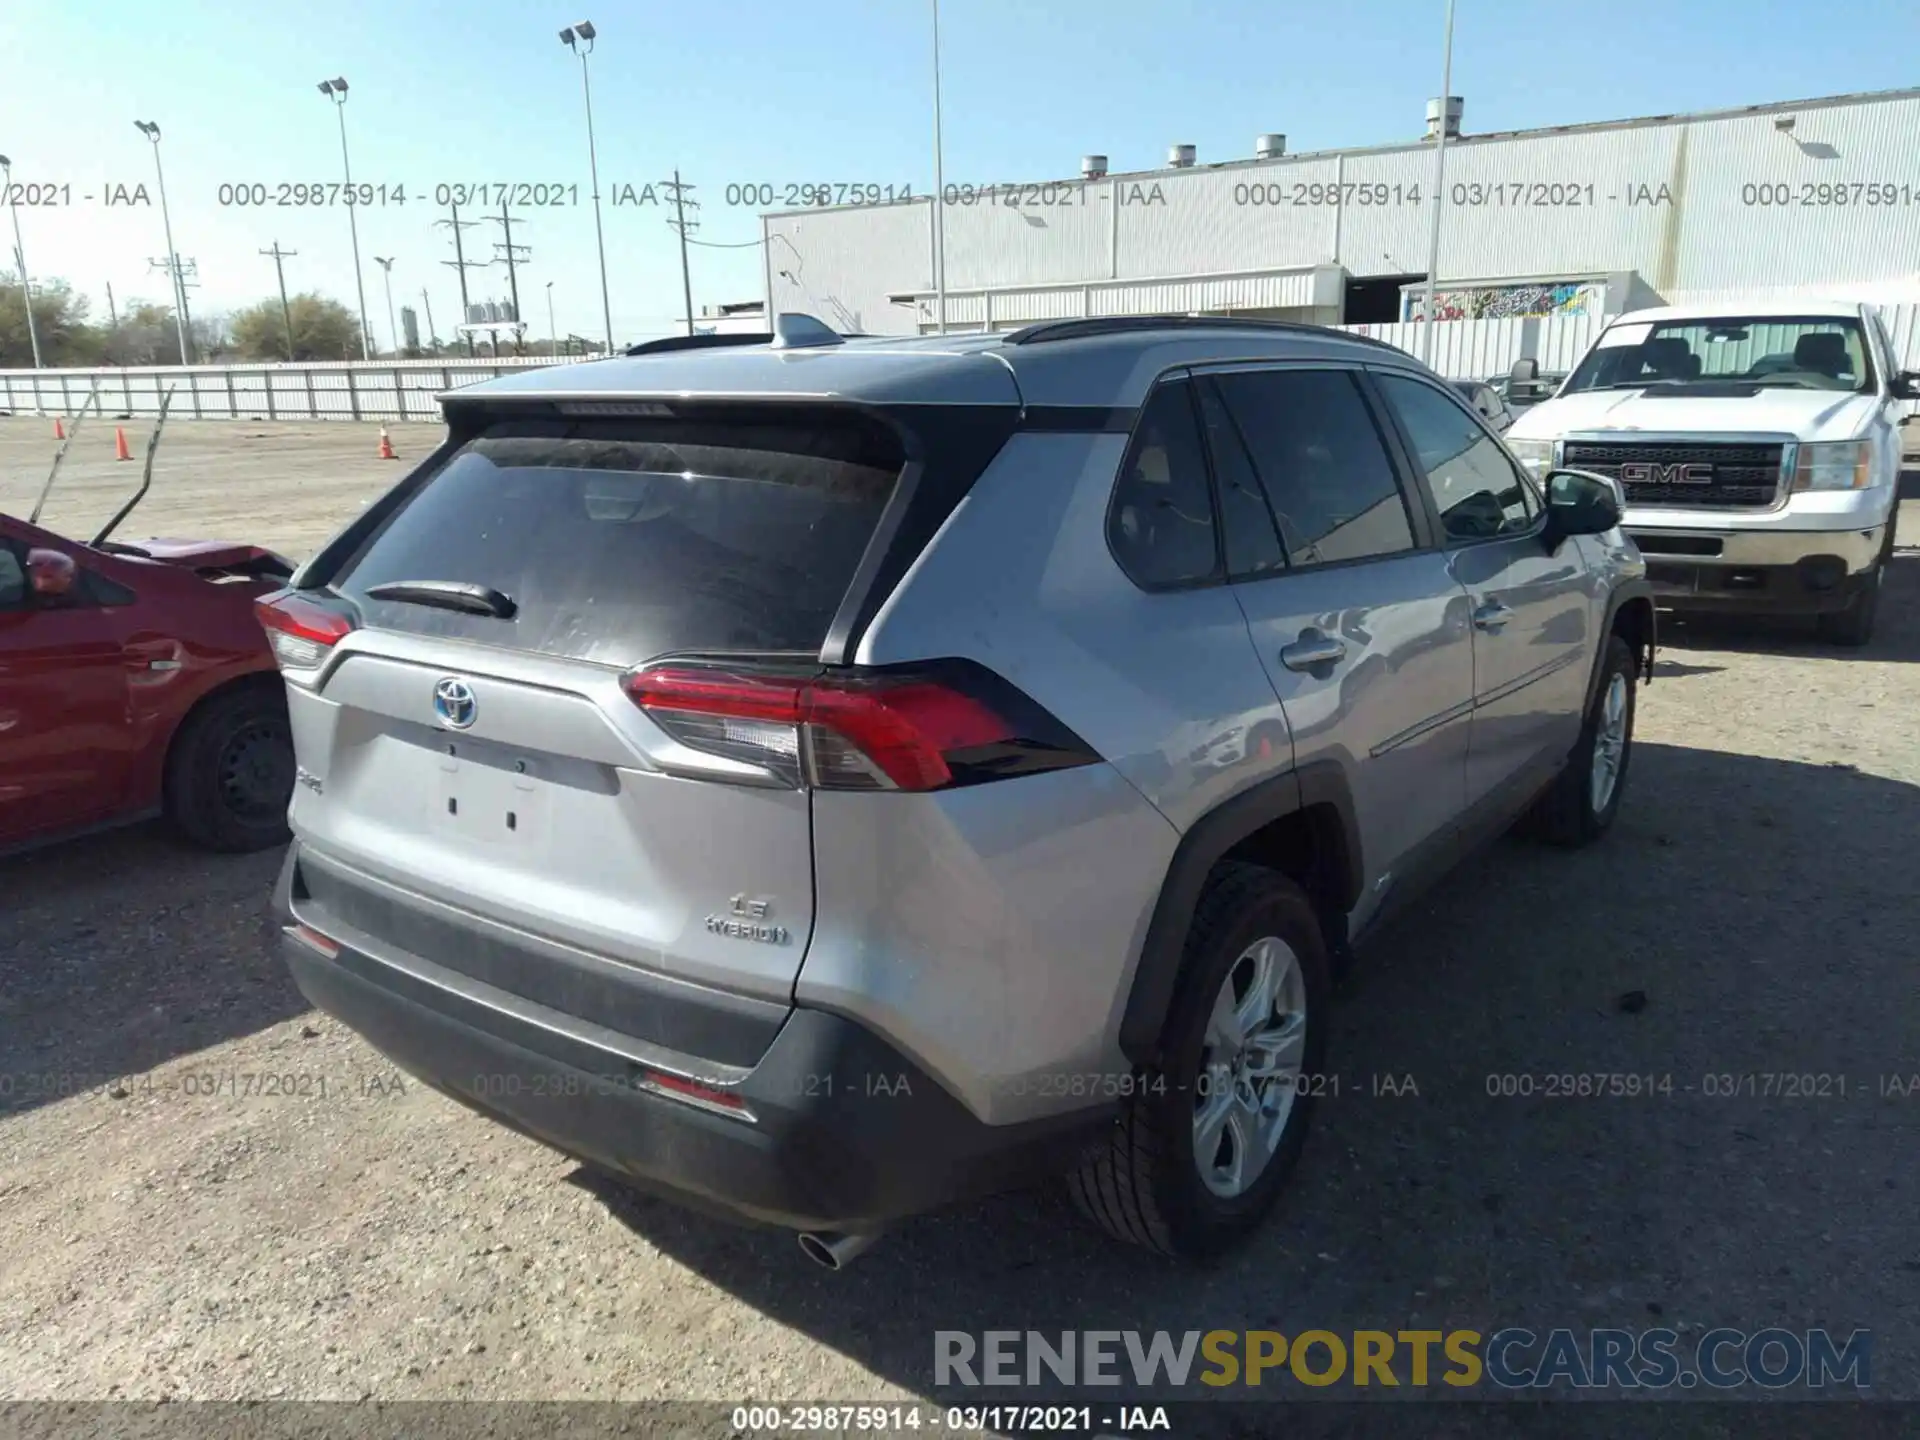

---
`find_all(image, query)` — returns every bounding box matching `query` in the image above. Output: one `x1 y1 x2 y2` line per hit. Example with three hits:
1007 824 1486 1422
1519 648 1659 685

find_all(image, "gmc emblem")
1619 461 1713 486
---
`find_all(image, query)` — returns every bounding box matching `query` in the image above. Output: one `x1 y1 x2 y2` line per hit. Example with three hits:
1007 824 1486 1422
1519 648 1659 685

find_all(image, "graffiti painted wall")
1402 280 1606 322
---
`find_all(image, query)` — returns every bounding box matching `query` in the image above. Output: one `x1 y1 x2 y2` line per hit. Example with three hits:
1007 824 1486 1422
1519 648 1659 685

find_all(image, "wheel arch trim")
1117 761 1363 1069
1591 577 1657 712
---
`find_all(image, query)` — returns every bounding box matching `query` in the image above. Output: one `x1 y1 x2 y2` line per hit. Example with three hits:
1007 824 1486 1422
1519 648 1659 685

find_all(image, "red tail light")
255 589 355 670
623 661 1096 792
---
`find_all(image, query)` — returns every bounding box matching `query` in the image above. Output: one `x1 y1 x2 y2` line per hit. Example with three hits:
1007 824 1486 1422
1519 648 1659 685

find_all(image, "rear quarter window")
336 412 904 668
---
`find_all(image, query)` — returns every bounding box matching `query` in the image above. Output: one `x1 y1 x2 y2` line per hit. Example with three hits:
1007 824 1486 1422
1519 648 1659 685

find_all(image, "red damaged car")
0 438 297 855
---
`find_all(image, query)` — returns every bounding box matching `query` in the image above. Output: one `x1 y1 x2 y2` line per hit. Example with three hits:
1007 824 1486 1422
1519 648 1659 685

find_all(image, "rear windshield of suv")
1563 316 1875 395
336 411 904 668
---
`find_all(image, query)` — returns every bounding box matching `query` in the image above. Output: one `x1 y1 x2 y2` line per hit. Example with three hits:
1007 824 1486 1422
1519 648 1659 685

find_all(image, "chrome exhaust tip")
797 1230 882 1271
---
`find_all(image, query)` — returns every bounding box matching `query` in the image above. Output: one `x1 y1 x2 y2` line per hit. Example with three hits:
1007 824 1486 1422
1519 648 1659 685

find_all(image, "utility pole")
105 280 119 332
664 171 698 336
435 202 485 356
148 255 200 359
420 287 438 353
663 171 698 336
488 201 531 354
260 242 298 359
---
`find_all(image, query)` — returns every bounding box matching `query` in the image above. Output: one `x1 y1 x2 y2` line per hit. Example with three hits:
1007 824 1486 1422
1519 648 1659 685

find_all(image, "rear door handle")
1279 630 1347 672
1472 599 1514 632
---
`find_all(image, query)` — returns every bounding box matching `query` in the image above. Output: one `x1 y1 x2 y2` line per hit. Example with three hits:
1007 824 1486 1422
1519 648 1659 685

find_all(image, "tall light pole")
132 121 193 364
1420 0 1457 363
930 0 948 336
318 78 373 360
0 155 45 369
373 255 399 356
545 280 557 356
559 22 614 354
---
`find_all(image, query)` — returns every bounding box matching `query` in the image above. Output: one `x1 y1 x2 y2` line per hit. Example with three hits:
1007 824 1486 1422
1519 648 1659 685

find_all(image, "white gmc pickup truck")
1505 299 1918 645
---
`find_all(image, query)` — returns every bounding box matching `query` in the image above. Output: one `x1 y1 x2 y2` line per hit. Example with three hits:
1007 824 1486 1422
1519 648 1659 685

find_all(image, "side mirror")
26 548 77 598
1889 370 1920 400
1509 357 1540 386
1541 469 1622 549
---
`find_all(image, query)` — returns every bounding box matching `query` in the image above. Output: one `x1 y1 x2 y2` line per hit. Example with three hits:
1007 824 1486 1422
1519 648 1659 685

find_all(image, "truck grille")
1561 440 1785 510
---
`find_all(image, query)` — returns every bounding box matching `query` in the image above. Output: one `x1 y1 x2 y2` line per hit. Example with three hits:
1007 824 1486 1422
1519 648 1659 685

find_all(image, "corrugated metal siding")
941 186 1111 288
765 201 932 335
1114 159 1344 278
762 91 1920 339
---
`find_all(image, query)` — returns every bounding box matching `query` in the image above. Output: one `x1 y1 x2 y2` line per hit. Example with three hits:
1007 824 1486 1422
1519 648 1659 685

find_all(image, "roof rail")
624 332 772 357
1000 315 1401 351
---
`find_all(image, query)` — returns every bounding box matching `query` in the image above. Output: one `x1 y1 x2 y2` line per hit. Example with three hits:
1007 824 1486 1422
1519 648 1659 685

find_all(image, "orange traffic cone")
378 426 397 460
53 417 65 440
115 426 133 461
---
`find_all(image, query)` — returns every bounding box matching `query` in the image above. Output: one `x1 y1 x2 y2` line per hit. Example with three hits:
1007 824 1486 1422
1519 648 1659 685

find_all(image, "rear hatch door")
285 406 906 1012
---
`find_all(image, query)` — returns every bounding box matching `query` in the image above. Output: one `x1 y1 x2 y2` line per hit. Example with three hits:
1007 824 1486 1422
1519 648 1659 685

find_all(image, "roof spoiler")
624 332 772 356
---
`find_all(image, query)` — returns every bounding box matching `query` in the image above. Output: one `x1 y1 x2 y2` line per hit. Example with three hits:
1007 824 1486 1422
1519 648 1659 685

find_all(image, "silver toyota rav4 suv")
262 315 1654 1266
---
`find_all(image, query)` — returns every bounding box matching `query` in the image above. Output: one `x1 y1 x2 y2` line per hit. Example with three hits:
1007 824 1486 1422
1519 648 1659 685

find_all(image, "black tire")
164 683 294 852
1819 513 1898 648
1067 863 1330 1259
1816 568 1880 647
1529 634 1637 848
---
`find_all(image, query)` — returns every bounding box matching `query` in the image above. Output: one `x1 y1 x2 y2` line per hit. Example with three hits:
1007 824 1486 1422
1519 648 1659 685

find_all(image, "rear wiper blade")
363 580 517 618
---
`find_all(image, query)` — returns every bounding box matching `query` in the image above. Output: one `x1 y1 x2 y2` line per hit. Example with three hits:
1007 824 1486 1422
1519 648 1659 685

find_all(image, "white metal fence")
1345 314 1606 380
0 356 593 424
3 307 1917 421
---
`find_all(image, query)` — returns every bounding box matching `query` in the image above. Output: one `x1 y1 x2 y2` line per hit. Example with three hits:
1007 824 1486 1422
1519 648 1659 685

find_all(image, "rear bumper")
1627 523 1888 615
273 848 1110 1232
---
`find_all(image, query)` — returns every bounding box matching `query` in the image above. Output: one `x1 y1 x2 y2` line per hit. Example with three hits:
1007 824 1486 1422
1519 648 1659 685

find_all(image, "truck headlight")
1790 440 1872 492
1508 437 1558 477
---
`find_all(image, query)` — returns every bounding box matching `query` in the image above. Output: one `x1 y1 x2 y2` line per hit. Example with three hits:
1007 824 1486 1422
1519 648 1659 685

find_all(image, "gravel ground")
0 416 435 563
1 459 1917 1426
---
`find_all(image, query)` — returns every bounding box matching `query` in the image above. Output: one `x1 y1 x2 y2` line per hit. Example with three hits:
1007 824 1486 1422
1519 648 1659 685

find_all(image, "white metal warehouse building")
759 86 1920 352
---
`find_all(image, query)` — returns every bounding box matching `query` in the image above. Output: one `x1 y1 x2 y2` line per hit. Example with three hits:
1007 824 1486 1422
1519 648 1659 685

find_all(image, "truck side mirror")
1508 357 1545 403
1890 371 1920 400
1541 470 1621 551
26 548 77 598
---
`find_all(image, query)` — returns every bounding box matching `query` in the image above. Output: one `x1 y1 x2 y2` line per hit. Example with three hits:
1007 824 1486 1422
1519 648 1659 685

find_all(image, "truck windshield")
1563 316 1876 395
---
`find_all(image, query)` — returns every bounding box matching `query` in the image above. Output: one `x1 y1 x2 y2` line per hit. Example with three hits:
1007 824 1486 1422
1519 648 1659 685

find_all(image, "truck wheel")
1819 517 1897 648
1067 863 1329 1259
1528 634 1637 848
1816 564 1884 648
164 684 294 853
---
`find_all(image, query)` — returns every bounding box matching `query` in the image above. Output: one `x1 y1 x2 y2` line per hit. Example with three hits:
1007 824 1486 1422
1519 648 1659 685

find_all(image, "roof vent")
1256 133 1286 160
1425 96 1463 140
1168 144 1196 168
1081 154 1109 179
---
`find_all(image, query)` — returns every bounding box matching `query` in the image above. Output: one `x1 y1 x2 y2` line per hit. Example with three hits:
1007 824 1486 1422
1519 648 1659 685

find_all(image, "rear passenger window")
1376 373 1539 542
1109 382 1220 588
1209 369 1418 567
1196 382 1284 578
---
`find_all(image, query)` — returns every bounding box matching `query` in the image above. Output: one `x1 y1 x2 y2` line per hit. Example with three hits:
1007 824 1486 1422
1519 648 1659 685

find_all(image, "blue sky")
1 0 1915 347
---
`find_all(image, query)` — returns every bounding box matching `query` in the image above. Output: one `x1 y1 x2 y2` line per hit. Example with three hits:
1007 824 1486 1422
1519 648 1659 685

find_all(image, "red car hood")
110 536 295 572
